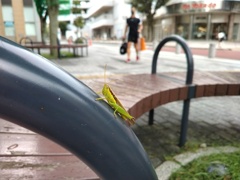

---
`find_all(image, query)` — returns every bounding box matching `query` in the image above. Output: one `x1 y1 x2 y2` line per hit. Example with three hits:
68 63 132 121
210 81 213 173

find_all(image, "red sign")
182 3 216 10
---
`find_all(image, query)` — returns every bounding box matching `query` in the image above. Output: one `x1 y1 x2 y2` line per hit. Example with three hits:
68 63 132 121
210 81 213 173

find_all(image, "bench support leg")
73 48 76 56
148 109 154 125
58 47 61 59
179 99 191 147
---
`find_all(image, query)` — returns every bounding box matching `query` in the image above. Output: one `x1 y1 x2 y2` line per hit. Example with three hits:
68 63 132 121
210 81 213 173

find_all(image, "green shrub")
74 38 83 44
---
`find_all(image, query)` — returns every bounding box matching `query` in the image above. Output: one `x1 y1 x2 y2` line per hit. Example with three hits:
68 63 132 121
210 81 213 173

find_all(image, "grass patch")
170 151 240 179
41 51 78 59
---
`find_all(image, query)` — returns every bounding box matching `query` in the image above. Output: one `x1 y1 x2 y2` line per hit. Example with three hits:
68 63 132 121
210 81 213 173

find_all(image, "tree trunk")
40 19 46 44
147 23 154 42
48 3 59 58
146 15 154 42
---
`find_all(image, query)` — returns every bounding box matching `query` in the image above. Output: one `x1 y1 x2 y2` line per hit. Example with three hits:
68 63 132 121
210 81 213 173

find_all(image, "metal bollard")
175 43 181 54
208 43 216 58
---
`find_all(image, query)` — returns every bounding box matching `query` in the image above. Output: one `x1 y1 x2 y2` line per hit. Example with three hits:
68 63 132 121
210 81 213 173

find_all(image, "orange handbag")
140 37 146 51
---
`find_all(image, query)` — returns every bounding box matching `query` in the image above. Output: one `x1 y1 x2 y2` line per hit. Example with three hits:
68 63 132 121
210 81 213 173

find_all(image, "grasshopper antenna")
104 64 107 84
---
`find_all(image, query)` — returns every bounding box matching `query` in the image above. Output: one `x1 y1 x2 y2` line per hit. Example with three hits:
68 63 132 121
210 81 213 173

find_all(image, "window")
24 7 35 22
2 6 15 36
176 16 190 39
4 22 15 36
2 6 13 21
24 7 36 36
23 0 33 6
25 23 36 36
192 15 207 40
1 0 11 5
211 23 228 40
192 23 207 39
232 23 239 40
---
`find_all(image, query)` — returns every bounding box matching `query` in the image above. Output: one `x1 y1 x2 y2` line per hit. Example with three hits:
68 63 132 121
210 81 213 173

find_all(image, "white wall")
82 0 133 40
112 1 131 39
33 2 41 41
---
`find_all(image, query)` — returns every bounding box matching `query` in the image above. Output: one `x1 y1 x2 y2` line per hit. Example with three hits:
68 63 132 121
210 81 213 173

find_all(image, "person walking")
217 31 226 48
123 7 143 63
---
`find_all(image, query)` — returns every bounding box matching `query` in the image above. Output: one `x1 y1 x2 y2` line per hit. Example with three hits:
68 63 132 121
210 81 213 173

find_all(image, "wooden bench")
20 37 88 58
80 35 240 147
23 43 88 58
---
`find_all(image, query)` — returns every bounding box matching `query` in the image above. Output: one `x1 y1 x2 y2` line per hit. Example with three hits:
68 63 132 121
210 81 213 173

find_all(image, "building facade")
84 0 240 41
83 0 132 40
152 0 240 41
0 0 41 43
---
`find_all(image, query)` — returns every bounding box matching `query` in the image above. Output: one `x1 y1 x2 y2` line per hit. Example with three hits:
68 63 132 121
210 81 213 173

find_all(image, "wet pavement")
0 119 99 180
1 40 240 179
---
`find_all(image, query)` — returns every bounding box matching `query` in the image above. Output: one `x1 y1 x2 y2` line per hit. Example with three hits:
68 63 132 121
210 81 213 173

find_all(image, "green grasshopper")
96 65 135 126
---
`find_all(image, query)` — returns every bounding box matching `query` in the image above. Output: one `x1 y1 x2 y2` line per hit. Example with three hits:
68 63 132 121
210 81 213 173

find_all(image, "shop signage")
167 1 240 14
182 3 216 10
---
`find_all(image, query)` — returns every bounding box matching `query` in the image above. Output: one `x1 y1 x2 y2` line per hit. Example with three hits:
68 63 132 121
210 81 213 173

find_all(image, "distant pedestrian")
123 7 143 63
68 36 73 44
217 31 226 48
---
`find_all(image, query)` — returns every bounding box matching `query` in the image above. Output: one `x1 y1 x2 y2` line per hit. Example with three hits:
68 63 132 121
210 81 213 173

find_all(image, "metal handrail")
19 36 33 46
19 37 33 51
150 34 195 147
0 35 158 179
151 35 194 84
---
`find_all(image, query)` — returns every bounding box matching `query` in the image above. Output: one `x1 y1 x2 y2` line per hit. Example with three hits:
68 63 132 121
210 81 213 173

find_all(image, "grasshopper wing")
108 87 125 110
108 87 135 125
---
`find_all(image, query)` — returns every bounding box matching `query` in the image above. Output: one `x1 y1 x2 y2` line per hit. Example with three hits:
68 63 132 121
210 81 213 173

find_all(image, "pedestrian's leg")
219 39 223 48
134 39 139 61
126 42 131 62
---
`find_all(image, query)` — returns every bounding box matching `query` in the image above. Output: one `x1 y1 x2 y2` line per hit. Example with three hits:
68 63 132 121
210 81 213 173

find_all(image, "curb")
155 146 240 180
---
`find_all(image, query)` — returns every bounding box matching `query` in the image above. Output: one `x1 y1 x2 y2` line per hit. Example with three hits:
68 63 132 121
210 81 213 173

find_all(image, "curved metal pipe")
150 35 195 146
0 36 158 180
151 34 194 84
19 36 33 45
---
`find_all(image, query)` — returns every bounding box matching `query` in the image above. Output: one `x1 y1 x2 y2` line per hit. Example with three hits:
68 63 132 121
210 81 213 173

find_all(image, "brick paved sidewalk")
132 96 240 168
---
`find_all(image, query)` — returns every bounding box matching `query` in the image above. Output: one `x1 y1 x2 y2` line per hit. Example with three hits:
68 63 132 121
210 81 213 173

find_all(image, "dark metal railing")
0 36 158 179
150 35 195 147
19 36 33 49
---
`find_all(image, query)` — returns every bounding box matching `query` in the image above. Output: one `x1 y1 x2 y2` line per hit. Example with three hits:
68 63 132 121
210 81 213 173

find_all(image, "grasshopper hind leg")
95 96 106 101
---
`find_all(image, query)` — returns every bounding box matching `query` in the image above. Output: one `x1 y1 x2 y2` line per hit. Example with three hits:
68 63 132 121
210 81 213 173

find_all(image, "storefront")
155 0 240 41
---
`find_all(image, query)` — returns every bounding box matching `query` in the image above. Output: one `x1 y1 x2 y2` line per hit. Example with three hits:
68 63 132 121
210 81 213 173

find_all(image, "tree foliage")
34 0 48 17
72 1 85 38
72 0 85 29
59 21 68 36
130 0 169 41
72 0 88 14
72 0 81 14
74 16 84 38
74 16 84 29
